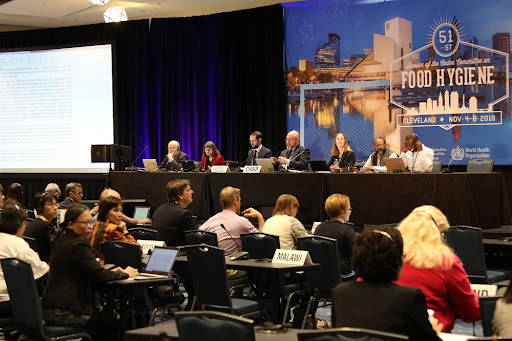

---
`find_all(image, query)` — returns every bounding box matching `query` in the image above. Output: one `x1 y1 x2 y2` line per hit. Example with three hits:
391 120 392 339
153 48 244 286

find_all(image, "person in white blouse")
0 203 49 318
400 133 434 172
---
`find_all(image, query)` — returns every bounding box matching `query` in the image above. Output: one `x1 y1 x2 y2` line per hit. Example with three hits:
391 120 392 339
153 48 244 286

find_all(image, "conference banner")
284 0 511 165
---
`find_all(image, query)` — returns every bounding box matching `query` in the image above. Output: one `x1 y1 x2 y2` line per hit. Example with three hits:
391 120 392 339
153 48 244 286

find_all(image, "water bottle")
333 159 340 172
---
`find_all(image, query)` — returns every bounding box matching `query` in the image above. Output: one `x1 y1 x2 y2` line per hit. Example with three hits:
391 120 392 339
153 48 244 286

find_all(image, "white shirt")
400 145 434 172
0 233 49 302
363 152 398 169
262 215 309 250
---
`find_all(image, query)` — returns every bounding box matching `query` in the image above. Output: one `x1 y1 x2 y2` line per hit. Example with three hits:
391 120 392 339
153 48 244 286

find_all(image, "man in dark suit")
153 179 196 246
246 131 272 166
271 130 310 171
159 140 189 171
58 182 83 209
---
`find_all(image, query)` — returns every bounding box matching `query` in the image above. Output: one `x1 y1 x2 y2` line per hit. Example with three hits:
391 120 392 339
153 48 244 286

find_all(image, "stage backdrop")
284 0 511 165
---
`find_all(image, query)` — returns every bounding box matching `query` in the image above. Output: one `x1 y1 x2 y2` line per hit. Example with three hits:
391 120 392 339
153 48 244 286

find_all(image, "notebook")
142 159 159 172
133 246 178 279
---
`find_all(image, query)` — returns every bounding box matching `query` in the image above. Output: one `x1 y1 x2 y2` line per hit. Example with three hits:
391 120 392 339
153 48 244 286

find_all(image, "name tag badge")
272 249 312 265
211 165 229 173
243 166 262 173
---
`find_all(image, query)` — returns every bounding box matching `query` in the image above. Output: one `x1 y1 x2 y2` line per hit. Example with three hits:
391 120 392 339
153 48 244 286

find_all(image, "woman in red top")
395 205 480 332
199 141 225 171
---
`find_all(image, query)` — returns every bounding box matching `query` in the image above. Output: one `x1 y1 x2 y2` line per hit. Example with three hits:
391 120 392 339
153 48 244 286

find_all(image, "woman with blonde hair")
328 133 355 171
395 205 480 333
262 194 309 250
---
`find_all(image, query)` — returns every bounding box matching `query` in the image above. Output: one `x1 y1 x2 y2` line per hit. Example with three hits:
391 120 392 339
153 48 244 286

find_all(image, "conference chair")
128 227 157 240
0 258 93 341
432 161 442 173
184 230 218 246
297 327 408 341
297 235 342 329
480 295 503 337
184 244 265 319
444 226 508 284
21 235 37 252
101 240 142 271
467 159 494 172
175 311 255 341
240 232 280 260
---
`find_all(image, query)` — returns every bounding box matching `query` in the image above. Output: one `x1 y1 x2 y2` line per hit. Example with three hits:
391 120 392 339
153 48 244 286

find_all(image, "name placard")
138 240 165 255
211 165 229 173
272 249 312 265
243 166 262 173
470 284 497 297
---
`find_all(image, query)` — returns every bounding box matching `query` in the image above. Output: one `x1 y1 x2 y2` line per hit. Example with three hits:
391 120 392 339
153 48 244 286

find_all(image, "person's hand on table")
429 316 443 336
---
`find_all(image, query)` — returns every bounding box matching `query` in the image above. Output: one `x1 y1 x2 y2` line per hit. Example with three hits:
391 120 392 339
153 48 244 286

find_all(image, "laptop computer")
256 158 275 173
180 160 196 172
134 246 179 279
142 159 159 172
309 160 330 172
384 157 406 173
133 206 150 221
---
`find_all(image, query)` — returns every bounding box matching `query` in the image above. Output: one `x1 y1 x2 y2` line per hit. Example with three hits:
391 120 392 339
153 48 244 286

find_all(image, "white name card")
243 166 262 173
471 284 497 297
211 165 229 173
272 249 312 265
138 240 165 255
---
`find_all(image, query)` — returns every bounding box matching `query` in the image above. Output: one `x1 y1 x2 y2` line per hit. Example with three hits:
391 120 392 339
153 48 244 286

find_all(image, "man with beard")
362 137 398 172
245 131 272 166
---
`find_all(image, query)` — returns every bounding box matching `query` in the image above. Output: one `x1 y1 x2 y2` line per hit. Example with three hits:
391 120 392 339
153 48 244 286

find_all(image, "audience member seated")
42 204 137 339
395 205 480 333
199 141 225 171
493 274 512 337
0 203 49 318
262 194 309 250
58 182 83 209
4 183 24 206
328 133 356 171
313 194 356 281
332 225 442 340
24 192 58 262
0 184 4 208
45 183 62 202
90 197 139 258
91 188 151 226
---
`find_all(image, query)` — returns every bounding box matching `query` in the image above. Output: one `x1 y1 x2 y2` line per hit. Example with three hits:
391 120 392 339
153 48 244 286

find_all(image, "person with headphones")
159 140 189 171
0 203 49 318
24 192 59 262
400 133 434 172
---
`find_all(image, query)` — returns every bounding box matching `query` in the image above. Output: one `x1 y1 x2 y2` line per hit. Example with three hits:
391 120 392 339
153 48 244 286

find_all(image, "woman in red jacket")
199 141 225 171
395 205 480 333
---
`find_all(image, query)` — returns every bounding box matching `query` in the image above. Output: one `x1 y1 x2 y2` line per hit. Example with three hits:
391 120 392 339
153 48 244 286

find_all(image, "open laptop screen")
145 247 178 275
133 206 150 221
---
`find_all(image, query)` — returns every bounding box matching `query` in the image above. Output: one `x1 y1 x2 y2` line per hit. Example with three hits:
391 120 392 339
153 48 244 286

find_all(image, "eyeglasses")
374 143 385 147
75 220 94 226
285 137 297 142
72 191 84 196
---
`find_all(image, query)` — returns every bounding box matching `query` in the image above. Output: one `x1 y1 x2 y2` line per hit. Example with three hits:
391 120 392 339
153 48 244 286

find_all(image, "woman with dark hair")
332 225 442 341
24 192 58 262
4 183 24 206
0 184 5 208
328 133 356 171
199 141 225 171
262 194 309 250
42 204 137 334
314 193 356 281
90 196 138 257
0 203 49 318
493 274 512 336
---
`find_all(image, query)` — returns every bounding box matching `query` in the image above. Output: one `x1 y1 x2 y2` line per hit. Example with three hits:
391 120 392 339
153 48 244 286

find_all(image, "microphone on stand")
128 146 147 171
441 155 454 173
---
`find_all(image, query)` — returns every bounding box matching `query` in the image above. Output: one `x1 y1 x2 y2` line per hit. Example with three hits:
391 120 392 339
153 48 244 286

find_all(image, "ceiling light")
90 0 110 5
103 6 128 23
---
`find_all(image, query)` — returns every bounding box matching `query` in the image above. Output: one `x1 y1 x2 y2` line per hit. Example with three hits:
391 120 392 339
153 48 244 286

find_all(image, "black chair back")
298 236 341 294
185 230 218 246
480 295 502 336
297 327 408 341
240 232 279 259
185 245 233 313
128 227 157 240
175 311 255 341
101 241 142 271
21 236 37 252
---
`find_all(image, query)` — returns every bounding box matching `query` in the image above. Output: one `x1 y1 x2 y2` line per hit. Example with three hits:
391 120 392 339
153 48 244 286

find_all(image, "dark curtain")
0 4 286 167
149 5 286 162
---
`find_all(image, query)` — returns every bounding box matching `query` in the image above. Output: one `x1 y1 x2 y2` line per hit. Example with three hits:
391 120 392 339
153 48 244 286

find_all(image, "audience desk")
109 171 511 228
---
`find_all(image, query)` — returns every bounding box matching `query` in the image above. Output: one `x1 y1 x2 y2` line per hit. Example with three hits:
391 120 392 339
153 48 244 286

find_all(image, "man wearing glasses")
160 140 189 171
271 130 310 171
58 182 83 209
362 137 398 172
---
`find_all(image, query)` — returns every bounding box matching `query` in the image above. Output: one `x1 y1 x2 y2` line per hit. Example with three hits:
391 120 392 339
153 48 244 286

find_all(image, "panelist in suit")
332 225 443 341
400 133 434 172
328 133 356 171
160 140 189 171
199 141 225 171
246 131 272 166
271 130 310 171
